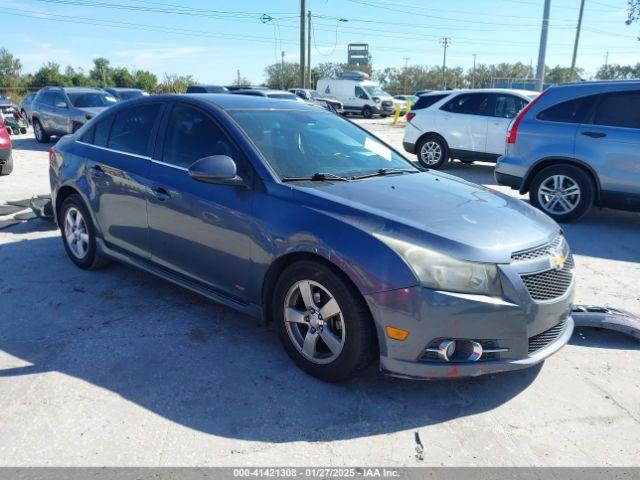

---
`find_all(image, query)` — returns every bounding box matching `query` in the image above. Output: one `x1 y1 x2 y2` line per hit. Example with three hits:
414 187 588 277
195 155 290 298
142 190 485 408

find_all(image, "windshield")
363 86 390 97
67 92 118 108
267 92 298 100
230 110 417 179
309 91 321 99
117 90 145 100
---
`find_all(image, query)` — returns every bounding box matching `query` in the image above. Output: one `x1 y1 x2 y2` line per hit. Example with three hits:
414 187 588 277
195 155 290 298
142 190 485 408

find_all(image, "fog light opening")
437 340 456 361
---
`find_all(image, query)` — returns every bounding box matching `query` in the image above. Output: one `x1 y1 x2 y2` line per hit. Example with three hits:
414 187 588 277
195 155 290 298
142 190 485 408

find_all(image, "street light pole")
300 0 306 88
535 0 551 91
570 0 586 79
439 37 451 89
307 10 312 88
472 53 477 89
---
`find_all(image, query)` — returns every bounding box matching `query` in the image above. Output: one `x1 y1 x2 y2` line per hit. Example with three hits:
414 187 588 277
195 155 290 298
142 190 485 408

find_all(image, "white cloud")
112 46 208 67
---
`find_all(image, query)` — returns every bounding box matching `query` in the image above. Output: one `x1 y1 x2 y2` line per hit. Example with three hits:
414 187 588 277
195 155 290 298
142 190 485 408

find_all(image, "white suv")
403 89 538 168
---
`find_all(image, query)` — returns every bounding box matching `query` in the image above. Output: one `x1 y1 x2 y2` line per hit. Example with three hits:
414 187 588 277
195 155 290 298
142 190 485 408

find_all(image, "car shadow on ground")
0 219 545 442
9 135 54 153
440 160 640 264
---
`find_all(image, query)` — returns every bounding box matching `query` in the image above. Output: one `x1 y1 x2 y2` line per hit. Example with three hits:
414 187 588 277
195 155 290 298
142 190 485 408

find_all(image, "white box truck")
316 72 395 118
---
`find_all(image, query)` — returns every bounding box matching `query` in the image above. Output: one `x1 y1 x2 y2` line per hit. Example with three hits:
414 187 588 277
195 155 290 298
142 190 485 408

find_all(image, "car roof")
158 93 319 111
106 87 142 91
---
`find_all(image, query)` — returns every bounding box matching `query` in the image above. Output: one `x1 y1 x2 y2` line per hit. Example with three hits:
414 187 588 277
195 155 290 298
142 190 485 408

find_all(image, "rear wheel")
416 135 449 169
59 194 110 269
33 119 50 143
529 164 595 222
0 155 13 176
273 261 376 382
362 106 373 119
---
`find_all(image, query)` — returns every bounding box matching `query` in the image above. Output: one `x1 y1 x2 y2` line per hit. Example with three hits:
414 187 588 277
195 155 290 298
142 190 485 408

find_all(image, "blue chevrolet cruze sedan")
49 94 575 382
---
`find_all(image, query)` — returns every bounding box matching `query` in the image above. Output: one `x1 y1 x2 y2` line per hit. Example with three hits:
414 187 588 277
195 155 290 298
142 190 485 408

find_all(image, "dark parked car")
31 87 117 143
50 94 574 381
0 115 12 175
496 80 640 221
289 88 344 114
230 89 302 101
186 85 228 94
20 92 36 124
103 88 148 101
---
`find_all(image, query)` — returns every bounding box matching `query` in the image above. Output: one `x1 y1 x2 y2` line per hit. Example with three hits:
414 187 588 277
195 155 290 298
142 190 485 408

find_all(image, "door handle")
90 165 104 177
581 131 606 138
153 186 171 201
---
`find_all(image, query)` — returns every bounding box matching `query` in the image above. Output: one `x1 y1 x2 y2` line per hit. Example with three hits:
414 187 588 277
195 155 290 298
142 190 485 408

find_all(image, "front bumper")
365 271 575 379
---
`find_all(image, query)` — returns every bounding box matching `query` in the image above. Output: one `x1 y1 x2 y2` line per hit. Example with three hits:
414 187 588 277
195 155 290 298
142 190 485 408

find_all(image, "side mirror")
55 102 68 109
188 155 247 187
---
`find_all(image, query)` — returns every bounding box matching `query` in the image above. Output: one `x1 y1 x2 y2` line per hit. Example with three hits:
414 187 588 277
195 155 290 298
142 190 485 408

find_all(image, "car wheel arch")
416 131 449 150
522 157 601 204
55 185 100 230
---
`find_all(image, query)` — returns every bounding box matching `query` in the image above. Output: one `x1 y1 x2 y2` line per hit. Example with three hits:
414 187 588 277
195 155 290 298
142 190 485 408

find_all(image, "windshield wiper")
351 168 418 180
281 172 351 183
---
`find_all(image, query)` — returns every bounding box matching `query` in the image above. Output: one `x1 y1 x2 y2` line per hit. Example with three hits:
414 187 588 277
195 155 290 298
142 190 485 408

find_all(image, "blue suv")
496 80 640 222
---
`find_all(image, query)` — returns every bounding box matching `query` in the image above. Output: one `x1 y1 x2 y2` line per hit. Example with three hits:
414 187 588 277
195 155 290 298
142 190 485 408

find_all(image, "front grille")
512 236 562 262
528 319 566 354
520 263 573 301
382 100 393 108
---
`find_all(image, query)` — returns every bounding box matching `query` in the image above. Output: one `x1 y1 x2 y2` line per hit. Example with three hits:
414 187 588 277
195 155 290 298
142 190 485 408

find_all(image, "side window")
537 95 597 124
162 104 242 171
79 115 114 147
592 91 640 129
442 93 490 115
54 92 67 108
355 86 368 100
107 104 160 156
492 95 528 119
39 92 56 106
413 94 448 110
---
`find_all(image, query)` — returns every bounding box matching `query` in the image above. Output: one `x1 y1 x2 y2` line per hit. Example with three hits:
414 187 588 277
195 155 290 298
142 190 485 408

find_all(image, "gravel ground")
0 125 638 467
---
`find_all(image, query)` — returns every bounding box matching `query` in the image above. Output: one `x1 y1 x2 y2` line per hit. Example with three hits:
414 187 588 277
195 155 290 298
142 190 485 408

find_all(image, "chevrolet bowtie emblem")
550 251 566 270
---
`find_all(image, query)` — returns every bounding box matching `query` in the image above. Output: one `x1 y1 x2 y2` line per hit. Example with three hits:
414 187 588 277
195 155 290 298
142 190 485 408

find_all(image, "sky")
2 0 638 85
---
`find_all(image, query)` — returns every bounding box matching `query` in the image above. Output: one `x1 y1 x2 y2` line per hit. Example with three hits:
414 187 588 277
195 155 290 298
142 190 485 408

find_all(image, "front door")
146 103 254 301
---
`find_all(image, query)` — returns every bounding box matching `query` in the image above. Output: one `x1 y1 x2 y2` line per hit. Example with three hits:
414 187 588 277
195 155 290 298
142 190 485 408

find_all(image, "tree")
111 67 135 88
31 62 69 88
0 48 22 88
596 63 640 80
231 75 251 86
627 0 640 24
546 65 584 84
133 70 157 92
90 57 112 86
157 73 195 93
64 66 90 86
264 61 300 90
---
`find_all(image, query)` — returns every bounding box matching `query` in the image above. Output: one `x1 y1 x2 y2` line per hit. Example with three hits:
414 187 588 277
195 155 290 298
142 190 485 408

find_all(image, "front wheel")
529 165 595 222
273 261 376 382
416 135 449 169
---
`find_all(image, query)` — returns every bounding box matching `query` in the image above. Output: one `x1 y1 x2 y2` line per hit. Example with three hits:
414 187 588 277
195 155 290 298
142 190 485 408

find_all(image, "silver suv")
495 80 640 222
31 87 117 143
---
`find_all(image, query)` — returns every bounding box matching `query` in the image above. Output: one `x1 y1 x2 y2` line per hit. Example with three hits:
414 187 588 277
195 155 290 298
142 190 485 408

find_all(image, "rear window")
107 104 161 156
592 91 640 129
537 95 597 124
412 94 449 110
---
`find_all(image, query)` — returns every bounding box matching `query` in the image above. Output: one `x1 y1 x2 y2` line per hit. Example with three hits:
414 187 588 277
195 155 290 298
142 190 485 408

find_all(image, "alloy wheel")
64 207 90 259
283 280 345 364
34 121 42 141
537 175 581 215
420 141 442 165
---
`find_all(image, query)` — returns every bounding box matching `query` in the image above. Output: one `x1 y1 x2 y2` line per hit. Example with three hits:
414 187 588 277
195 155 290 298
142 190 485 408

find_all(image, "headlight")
375 234 502 296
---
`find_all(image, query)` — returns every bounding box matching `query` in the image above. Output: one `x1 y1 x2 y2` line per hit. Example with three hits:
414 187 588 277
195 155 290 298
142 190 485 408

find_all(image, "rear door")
78 103 163 258
51 91 70 134
437 92 491 153
575 89 640 206
485 93 529 155
36 91 56 131
146 102 254 300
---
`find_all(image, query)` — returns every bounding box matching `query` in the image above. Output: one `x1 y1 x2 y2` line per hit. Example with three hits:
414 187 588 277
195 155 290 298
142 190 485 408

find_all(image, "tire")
59 194 110 270
416 135 449 169
273 260 376 382
20 128 27 134
33 119 50 143
529 164 595 222
380 113 388 118
362 106 373 119
0 155 13 176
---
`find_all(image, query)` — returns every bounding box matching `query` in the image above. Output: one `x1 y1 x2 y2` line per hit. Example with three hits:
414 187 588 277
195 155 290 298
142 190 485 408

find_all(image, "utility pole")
570 0 586 79
604 51 609 68
472 54 477 89
439 37 451 89
535 0 551 91
237 69 241 86
402 57 409 94
281 51 285 90
307 11 312 89
300 0 306 88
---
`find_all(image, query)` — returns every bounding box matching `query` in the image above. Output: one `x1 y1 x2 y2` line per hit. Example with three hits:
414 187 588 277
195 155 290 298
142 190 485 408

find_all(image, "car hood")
291 172 559 264
76 106 110 117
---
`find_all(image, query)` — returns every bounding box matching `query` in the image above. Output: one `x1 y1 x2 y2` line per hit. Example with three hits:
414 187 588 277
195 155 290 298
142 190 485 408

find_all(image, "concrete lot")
0 124 639 466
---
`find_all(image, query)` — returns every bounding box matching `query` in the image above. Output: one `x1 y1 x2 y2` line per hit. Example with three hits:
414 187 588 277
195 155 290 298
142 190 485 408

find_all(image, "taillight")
506 89 549 144
49 146 55 163
406 112 415 122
